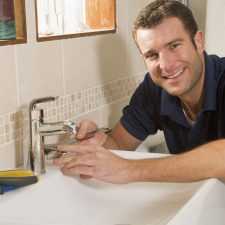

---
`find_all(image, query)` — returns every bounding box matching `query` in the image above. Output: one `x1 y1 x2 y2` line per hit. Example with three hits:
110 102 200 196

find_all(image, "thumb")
76 128 86 139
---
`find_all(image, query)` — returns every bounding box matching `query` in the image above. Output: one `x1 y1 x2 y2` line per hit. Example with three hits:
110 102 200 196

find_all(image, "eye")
144 52 158 61
170 43 180 50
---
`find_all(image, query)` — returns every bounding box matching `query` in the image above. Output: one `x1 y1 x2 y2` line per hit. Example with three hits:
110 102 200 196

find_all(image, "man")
54 0 225 184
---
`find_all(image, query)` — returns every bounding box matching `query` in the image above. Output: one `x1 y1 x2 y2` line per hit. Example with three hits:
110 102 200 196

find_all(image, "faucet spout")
29 96 59 148
29 96 60 175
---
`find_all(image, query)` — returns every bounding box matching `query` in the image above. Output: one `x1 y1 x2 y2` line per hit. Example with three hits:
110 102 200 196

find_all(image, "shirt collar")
202 51 218 111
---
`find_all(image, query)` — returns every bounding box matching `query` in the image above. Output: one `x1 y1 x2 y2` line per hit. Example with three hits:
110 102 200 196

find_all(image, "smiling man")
54 0 225 184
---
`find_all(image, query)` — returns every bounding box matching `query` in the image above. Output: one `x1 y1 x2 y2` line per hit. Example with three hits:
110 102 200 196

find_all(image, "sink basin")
0 151 223 225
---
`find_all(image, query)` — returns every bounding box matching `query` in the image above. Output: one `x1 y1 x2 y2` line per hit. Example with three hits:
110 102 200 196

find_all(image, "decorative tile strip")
0 72 145 146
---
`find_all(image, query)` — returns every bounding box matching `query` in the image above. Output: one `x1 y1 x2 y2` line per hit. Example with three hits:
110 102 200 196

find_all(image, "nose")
158 51 176 72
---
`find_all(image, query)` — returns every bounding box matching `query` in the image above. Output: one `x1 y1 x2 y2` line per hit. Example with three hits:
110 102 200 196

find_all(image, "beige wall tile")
100 98 130 128
16 41 64 107
126 0 147 76
97 0 128 84
63 37 100 95
97 33 127 84
74 110 101 126
0 142 17 170
0 46 17 114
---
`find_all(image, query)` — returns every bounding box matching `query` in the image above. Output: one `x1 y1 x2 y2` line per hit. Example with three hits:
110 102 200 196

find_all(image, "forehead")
136 17 188 51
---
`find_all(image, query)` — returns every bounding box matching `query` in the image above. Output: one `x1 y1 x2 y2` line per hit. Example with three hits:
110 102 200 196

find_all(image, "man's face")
136 17 205 98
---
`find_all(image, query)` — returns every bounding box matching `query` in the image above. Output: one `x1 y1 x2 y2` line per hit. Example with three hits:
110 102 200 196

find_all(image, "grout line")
14 46 20 108
61 40 66 96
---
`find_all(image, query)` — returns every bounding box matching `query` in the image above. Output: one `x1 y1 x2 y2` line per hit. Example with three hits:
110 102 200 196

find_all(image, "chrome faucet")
28 96 77 175
29 96 112 175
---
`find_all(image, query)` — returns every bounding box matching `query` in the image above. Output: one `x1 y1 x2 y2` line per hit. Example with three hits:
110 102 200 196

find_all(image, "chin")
165 88 184 97
163 82 190 96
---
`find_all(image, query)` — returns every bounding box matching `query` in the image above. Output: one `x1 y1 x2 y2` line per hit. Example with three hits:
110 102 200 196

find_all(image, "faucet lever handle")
63 121 77 134
29 96 59 111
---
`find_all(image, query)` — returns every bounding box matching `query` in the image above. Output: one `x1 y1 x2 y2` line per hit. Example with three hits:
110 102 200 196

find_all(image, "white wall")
188 0 206 34
205 0 225 56
189 0 225 56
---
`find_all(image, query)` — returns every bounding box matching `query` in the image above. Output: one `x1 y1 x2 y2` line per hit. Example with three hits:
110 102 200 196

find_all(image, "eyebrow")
165 38 184 47
142 38 184 57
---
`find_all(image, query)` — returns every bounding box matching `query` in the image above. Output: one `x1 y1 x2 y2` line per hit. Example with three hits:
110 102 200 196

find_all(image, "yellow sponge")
0 170 35 177
0 170 39 186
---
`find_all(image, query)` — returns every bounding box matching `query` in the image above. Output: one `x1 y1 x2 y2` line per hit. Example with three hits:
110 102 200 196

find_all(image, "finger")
76 129 86 139
78 131 107 146
92 131 107 145
53 155 75 165
78 139 93 145
76 119 97 139
61 165 93 177
62 153 97 169
57 144 95 154
80 174 93 180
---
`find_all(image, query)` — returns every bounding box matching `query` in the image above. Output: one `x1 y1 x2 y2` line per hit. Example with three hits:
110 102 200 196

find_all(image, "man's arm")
130 139 225 182
104 122 142 150
54 139 225 184
77 120 142 151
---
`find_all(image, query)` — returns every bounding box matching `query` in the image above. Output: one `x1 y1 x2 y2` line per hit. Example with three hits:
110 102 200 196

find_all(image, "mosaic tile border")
0 73 145 146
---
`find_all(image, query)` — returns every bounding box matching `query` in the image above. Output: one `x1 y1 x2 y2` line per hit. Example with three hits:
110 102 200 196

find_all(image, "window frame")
35 0 117 42
0 0 27 46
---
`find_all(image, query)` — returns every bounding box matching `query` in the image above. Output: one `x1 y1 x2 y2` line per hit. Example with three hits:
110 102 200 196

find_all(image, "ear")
194 31 205 53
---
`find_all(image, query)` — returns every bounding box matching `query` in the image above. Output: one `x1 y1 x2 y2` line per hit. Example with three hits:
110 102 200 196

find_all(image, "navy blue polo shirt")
120 52 225 154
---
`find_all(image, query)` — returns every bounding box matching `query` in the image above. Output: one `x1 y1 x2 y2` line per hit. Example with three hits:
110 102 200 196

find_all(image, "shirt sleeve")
120 74 162 141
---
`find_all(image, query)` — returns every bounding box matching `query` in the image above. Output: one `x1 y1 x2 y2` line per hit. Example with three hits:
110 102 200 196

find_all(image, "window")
35 0 116 42
0 0 27 46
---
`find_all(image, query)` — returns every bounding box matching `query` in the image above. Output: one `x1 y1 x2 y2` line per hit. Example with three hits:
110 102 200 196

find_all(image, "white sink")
167 178 225 225
0 151 224 225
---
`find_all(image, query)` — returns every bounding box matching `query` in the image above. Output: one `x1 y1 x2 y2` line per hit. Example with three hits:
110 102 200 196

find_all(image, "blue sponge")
0 185 21 194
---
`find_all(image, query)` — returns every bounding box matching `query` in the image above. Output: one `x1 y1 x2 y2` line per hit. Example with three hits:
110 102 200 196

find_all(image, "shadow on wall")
188 0 207 34
96 28 146 128
97 33 130 128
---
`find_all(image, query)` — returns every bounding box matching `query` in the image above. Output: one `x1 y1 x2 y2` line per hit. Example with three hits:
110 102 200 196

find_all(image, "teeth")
165 68 184 79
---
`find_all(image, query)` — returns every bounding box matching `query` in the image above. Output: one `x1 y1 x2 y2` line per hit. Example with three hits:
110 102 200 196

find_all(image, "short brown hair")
133 0 198 47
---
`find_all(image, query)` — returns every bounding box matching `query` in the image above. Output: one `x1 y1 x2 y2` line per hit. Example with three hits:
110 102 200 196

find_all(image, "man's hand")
76 119 98 140
53 144 133 184
53 139 225 184
76 119 107 146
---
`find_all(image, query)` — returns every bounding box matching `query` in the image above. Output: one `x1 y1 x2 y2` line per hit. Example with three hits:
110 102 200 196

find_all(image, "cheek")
146 62 157 75
146 64 160 83
180 47 197 61
147 70 161 86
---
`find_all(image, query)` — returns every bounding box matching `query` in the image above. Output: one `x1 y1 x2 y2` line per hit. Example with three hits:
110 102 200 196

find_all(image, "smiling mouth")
164 68 184 79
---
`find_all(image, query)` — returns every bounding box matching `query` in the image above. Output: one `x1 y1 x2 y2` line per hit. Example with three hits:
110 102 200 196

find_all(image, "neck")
180 84 205 121
179 52 205 121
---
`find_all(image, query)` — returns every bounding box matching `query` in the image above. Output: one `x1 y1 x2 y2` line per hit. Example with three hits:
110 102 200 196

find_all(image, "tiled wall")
0 73 144 147
0 71 147 170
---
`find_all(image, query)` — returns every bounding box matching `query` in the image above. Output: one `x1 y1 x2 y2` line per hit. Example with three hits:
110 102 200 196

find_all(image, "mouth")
164 67 184 79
